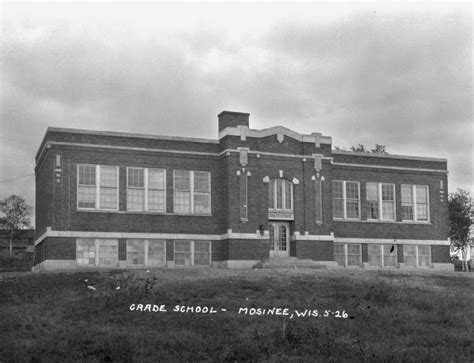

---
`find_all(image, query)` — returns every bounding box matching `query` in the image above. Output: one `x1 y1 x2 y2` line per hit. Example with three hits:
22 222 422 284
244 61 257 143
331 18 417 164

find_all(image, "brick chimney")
218 111 250 133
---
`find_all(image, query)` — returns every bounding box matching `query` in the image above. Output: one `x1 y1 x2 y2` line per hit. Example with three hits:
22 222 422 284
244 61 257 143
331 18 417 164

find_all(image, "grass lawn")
1 268 473 362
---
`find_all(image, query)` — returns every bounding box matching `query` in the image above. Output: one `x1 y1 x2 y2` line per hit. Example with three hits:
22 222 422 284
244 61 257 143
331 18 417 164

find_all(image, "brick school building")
33 111 452 271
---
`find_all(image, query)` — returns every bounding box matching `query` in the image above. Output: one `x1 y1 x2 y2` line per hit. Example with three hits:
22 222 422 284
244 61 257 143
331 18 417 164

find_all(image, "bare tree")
0 195 31 255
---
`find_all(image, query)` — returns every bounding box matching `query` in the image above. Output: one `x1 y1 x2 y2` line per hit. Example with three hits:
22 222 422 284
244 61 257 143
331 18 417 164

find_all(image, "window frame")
367 244 398 268
366 182 396 221
268 178 294 212
77 164 119 211
332 180 361 220
403 244 431 268
401 184 430 222
76 238 119 267
173 240 211 266
173 170 211 215
334 243 362 267
126 167 166 212
126 239 167 267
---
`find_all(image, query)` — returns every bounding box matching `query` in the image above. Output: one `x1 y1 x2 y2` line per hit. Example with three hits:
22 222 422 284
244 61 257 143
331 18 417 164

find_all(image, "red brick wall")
293 240 333 261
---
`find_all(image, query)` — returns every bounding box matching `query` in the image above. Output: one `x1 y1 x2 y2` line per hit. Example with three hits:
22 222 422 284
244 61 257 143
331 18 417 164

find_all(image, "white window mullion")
344 244 348 267
412 185 417 221
191 241 195 266
378 184 383 220
415 245 419 268
190 171 194 213
145 239 149 266
144 168 149 211
381 245 384 267
343 181 347 219
96 165 100 210
95 239 99 266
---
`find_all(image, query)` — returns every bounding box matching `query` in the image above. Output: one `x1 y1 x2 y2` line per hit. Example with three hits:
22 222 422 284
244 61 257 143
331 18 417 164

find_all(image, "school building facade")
33 111 453 271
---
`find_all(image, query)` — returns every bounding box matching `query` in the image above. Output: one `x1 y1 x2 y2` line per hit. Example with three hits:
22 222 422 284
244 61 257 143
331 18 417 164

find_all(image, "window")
368 244 398 267
173 170 211 214
334 243 362 267
76 239 118 267
401 185 429 222
127 168 166 212
240 172 248 220
174 240 211 266
77 165 118 210
366 183 395 221
332 181 360 219
126 239 166 267
268 179 293 211
403 245 431 268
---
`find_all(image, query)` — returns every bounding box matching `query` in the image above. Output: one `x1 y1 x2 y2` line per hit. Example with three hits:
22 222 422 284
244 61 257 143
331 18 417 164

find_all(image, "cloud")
0 3 472 225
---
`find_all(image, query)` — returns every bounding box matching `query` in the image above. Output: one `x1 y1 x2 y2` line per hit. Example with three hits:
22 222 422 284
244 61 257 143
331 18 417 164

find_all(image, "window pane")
148 190 165 211
333 199 344 219
98 239 118 266
126 239 145 266
416 186 428 203
401 185 413 205
346 201 359 219
346 182 359 200
101 166 118 188
194 171 210 192
76 239 95 265
276 179 283 209
100 186 118 209
127 189 145 211
194 193 210 214
366 183 378 201
284 180 292 210
174 191 191 213
148 240 166 266
148 169 165 190
128 168 144 188
332 181 344 218
368 244 382 267
78 165 96 186
346 245 361 267
194 241 211 266
403 245 416 267
268 181 275 209
382 201 395 220
418 245 431 267
381 184 394 201
174 170 190 191
174 241 191 266
383 244 397 267
78 186 96 208
416 186 429 221
346 182 359 219
334 243 345 266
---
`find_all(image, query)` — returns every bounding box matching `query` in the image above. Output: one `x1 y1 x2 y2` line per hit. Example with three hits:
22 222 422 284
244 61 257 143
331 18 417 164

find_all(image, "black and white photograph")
0 1 473 361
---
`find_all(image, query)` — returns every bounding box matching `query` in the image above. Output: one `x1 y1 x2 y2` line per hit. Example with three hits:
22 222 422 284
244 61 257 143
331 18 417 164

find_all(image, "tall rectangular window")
173 170 211 214
76 238 96 265
401 185 429 222
77 165 118 210
366 183 379 219
334 243 345 266
332 181 359 219
127 168 166 212
367 183 395 221
78 165 96 209
418 245 431 267
268 179 293 211
368 244 382 267
240 173 248 220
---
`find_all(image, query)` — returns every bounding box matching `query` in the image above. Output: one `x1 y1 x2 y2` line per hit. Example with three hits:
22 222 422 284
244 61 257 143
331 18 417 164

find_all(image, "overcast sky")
0 2 472 226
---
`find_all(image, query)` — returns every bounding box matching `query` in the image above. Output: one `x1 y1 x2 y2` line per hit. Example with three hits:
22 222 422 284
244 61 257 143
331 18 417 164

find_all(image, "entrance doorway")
269 222 289 257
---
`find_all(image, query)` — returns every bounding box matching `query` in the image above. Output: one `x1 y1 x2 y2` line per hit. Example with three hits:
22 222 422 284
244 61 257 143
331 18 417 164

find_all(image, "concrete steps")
253 257 328 270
